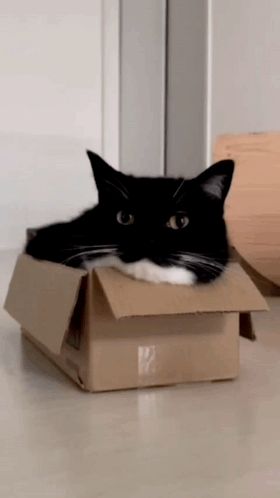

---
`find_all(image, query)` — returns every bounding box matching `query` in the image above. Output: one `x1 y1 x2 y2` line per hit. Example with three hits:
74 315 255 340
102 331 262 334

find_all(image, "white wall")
0 0 102 249
210 0 280 148
4 1 280 249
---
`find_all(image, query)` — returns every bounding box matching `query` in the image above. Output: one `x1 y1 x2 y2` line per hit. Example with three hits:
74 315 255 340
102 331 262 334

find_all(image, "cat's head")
86 151 234 284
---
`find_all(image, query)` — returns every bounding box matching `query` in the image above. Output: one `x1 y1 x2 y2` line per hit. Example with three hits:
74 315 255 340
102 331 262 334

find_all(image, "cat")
25 151 234 285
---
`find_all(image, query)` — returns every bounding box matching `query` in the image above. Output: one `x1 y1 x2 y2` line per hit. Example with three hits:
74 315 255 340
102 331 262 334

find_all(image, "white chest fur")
85 256 196 285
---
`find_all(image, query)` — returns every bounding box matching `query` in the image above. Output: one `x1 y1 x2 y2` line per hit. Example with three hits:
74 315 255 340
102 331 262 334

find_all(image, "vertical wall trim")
162 0 168 176
165 0 208 178
101 0 120 169
102 0 167 176
119 0 167 177
206 0 212 168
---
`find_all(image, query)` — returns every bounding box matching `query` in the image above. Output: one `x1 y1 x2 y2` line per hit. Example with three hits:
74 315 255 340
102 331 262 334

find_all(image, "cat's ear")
196 159 234 202
86 150 129 201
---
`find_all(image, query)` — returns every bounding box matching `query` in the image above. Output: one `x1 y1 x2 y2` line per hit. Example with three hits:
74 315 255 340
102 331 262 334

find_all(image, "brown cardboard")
5 255 86 355
86 312 240 391
5 255 267 392
231 246 280 297
95 264 266 318
214 132 280 289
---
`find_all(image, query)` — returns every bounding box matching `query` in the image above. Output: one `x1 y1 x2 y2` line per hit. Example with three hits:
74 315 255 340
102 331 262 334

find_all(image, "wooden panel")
214 133 280 287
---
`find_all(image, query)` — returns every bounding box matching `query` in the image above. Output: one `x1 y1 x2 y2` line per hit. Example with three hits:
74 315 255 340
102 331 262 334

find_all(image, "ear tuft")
86 150 111 176
197 159 234 202
86 149 129 201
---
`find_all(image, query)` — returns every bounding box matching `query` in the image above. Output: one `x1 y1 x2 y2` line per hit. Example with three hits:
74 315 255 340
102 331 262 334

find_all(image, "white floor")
1 251 280 498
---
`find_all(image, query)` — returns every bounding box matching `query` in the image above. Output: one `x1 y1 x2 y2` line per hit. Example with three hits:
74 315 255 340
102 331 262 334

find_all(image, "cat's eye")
116 210 134 225
167 213 189 230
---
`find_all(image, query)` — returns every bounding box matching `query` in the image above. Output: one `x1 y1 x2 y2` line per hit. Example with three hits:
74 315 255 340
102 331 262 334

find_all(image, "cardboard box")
4 255 267 392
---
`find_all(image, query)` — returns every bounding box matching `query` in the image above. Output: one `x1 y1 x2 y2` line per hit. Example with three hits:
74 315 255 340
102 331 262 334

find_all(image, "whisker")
174 251 230 263
63 244 118 252
172 179 185 200
170 253 241 278
62 248 118 264
173 253 229 268
181 260 224 270
165 256 241 285
104 178 129 200
166 257 199 270
173 254 220 265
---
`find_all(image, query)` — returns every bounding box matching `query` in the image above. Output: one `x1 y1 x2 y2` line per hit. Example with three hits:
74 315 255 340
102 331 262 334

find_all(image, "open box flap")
95 263 268 319
4 255 87 355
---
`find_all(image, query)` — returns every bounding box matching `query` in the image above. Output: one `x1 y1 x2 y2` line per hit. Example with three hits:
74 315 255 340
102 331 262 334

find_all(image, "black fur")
25 151 234 283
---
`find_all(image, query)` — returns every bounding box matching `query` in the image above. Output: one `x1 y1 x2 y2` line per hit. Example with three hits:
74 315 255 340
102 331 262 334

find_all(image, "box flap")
240 313 256 341
94 263 268 319
4 255 87 355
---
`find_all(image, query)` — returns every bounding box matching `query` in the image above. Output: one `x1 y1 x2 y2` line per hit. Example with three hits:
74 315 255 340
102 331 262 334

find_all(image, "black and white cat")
25 151 234 285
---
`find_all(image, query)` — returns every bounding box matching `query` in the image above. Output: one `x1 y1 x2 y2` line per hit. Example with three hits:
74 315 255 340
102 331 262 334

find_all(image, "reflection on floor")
1 250 280 498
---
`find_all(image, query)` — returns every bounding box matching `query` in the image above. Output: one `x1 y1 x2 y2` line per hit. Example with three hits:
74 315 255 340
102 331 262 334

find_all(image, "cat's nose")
144 237 157 249
145 239 159 254
140 239 156 253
